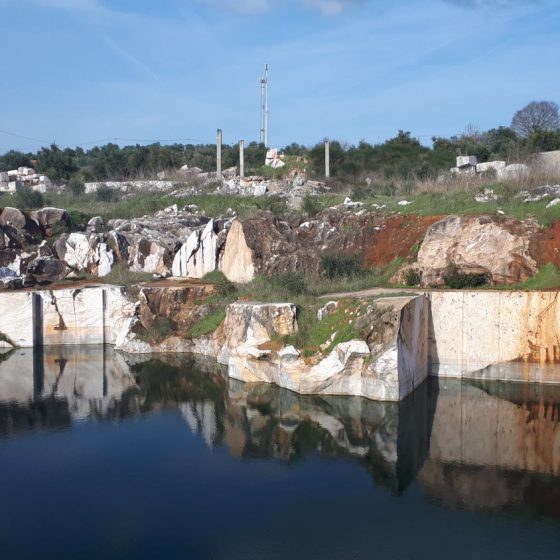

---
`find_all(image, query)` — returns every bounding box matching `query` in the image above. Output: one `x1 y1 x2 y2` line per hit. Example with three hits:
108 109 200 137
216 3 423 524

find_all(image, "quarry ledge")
1 285 560 400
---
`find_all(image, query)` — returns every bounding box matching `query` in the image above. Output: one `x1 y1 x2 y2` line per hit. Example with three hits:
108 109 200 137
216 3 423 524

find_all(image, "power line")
0 129 49 144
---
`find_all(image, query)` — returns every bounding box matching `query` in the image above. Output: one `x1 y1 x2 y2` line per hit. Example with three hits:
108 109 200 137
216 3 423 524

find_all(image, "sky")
0 0 559 153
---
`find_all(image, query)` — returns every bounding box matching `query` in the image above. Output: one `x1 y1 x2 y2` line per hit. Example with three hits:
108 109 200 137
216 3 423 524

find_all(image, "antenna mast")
259 64 269 148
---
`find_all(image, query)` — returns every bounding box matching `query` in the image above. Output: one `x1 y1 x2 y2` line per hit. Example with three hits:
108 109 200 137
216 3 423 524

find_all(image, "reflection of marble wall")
417 379 560 516
427 380 560 475
0 346 137 421
223 379 434 493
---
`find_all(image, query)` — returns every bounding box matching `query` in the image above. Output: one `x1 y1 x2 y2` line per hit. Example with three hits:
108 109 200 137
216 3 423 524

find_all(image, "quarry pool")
0 346 559 560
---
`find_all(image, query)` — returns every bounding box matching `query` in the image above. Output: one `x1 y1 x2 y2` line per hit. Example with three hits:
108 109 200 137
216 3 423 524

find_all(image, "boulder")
128 239 171 276
476 161 506 174
37 240 54 257
27 256 68 284
474 188 498 203
0 207 26 230
219 220 255 283
456 155 477 168
86 216 104 234
397 215 537 286
30 207 68 229
497 163 529 179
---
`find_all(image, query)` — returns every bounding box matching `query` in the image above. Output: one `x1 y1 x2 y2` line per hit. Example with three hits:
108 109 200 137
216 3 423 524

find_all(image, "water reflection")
0 346 559 518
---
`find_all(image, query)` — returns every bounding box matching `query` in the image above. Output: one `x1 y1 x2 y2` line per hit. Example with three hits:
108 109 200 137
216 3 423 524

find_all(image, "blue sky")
0 0 559 153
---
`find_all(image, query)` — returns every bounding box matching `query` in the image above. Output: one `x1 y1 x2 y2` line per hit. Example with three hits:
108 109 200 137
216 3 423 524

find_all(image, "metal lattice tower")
259 64 269 148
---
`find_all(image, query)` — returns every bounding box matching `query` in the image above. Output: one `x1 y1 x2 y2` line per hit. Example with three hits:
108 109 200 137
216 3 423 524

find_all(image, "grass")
100 262 154 286
137 317 176 344
43 191 294 222
517 263 560 290
352 184 560 227
187 308 227 337
282 299 368 357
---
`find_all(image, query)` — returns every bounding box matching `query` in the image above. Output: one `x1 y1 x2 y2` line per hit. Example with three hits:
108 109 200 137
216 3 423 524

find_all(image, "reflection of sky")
1 0 559 151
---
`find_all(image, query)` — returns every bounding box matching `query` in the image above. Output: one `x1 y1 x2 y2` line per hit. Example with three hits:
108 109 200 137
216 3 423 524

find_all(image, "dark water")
0 346 559 560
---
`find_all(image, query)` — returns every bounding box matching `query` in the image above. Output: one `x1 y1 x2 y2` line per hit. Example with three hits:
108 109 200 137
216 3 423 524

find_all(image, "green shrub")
404 268 421 286
202 270 237 298
138 316 176 343
188 308 226 337
96 185 121 202
68 177 85 197
321 254 363 279
444 270 489 289
302 194 323 217
13 187 44 210
272 271 309 295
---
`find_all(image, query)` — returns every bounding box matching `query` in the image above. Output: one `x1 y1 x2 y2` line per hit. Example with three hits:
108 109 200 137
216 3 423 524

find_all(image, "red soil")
530 222 560 267
363 215 442 268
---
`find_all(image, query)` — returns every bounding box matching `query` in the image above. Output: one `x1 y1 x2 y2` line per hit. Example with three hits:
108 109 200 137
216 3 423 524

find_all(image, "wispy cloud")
444 0 540 7
197 0 364 15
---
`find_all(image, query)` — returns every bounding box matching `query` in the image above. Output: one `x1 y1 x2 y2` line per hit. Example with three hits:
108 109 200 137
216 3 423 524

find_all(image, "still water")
0 345 559 560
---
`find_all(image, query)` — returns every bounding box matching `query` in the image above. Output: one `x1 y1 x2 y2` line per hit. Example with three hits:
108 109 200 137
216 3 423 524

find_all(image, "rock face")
59 232 114 277
429 291 560 382
220 209 384 279
172 220 218 278
0 286 135 348
396 215 538 286
208 297 429 402
107 210 213 276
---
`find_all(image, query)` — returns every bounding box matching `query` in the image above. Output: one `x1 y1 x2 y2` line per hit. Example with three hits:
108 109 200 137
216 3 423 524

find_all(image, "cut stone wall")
429 291 560 383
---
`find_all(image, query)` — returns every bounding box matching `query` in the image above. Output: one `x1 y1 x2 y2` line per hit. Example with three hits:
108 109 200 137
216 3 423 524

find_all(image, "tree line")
1 100 559 184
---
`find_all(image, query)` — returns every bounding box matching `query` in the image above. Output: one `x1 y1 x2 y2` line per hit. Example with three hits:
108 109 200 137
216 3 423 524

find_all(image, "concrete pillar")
216 128 222 178
325 141 330 179
239 140 245 178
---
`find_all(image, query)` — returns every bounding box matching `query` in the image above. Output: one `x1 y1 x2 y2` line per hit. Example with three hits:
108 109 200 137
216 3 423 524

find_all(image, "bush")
404 268 421 286
138 316 176 343
68 177 85 197
302 194 323 217
13 187 44 210
444 270 489 289
321 254 363 279
272 271 308 295
202 270 237 298
96 185 121 202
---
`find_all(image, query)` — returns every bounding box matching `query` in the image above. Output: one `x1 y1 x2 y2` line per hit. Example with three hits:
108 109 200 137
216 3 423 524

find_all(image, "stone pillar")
325 141 330 179
216 128 222 178
239 139 245 178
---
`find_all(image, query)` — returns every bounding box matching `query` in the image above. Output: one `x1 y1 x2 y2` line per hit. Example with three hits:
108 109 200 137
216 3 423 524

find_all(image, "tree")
511 101 560 138
0 150 30 171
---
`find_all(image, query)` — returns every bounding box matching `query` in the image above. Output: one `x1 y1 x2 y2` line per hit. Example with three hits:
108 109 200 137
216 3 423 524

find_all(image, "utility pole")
239 140 245 178
325 141 330 179
216 128 222 178
259 64 269 148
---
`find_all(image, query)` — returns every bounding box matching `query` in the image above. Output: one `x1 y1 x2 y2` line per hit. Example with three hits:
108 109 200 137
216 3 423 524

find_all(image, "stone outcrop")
172 220 219 278
218 220 255 283
57 232 114 277
205 297 429 402
396 215 538 286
